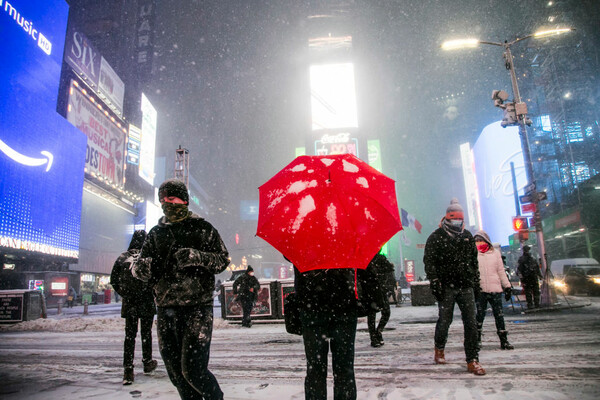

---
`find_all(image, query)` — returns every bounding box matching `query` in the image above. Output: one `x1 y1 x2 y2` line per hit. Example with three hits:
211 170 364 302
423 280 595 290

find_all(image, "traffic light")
512 216 528 232
501 102 518 127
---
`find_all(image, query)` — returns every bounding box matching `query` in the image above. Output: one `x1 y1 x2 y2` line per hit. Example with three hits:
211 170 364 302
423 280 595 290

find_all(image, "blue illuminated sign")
0 0 87 260
472 121 526 246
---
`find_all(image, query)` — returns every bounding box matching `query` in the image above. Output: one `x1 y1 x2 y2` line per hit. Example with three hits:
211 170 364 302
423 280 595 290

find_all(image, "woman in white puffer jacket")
474 230 514 350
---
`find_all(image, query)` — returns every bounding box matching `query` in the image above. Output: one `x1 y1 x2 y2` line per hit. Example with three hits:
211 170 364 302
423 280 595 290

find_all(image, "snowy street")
1 297 599 399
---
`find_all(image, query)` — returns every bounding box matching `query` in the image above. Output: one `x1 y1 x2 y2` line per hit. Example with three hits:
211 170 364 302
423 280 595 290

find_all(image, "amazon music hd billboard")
0 0 87 261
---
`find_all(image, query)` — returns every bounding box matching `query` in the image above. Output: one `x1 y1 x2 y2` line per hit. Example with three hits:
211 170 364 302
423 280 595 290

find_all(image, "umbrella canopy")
257 153 402 272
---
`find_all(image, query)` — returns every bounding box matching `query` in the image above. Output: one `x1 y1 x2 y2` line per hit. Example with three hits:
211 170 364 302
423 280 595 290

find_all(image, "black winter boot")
123 367 134 385
498 330 514 350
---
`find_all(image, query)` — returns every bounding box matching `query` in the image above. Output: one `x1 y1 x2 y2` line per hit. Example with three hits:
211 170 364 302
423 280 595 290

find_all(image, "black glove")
504 287 512 301
174 248 203 269
430 279 442 302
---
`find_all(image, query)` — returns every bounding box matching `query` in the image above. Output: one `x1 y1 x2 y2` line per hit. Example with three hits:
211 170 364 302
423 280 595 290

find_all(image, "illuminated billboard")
67 80 127 187
139 93 157 185
0 0 87 260
472 121 526 246
310 63 358 130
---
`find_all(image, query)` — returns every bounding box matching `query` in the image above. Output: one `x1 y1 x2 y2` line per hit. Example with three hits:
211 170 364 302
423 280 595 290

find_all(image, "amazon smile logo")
0 138 54 171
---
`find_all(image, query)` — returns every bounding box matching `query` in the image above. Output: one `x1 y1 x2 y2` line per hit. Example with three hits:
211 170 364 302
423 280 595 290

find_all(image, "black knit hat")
159 179 189 204
247 266 254 273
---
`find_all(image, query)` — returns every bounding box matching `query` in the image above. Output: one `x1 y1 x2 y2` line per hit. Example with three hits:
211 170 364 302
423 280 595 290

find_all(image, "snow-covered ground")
1 296 599 399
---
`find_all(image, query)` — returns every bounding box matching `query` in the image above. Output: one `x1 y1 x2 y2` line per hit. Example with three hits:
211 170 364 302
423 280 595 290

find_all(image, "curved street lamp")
441 27 575 307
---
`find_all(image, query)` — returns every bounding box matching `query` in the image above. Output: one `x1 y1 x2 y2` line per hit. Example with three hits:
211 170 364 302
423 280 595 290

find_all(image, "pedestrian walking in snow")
132 179 229 400
424 198 486 375
67 286 77 308
233 265 260 327
517 245 543 309
473 230 514 350
294 264 358 400
110 230 158 385
366 253 395 347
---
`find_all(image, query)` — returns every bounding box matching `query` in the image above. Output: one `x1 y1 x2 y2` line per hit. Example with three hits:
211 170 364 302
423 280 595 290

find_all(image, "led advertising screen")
0 0 87 260
139 93 157 185
310 63 358 131
472 121 526 246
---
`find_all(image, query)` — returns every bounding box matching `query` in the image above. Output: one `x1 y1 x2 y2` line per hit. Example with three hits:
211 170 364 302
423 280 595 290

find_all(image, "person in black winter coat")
366 253 395 347
233 266 261 327
110 230 157 385
294 263 358 400
132 179 229 400
424 198 485 376
517 245 543 309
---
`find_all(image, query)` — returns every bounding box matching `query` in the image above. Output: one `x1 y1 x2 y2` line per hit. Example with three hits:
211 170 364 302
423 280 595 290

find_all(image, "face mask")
162 202 189 223
476 242 490 253
449 219 463 227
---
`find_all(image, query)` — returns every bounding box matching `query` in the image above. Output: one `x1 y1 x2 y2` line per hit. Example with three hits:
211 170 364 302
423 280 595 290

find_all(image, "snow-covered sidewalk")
1 297 599 399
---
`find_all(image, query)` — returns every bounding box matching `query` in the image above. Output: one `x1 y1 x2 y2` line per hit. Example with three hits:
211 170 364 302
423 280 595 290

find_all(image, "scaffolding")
175 146 190 187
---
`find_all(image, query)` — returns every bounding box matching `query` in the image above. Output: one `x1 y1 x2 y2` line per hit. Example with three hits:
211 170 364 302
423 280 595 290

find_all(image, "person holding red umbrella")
293 263 358 400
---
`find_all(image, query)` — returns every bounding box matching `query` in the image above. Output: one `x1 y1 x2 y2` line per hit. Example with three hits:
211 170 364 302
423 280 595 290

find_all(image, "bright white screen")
310 63 358 130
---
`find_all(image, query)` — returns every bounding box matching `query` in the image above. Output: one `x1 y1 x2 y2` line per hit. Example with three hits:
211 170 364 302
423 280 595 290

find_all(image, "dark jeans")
522 279 540 308
124 315 154 368
240 298 254 327
301 308 357 400
367 301 391 341
157 306 223 400
434 287 479 362
475 292 506 332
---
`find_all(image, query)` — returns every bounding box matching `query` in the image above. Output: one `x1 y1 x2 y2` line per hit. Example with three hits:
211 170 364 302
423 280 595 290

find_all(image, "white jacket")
477 249 511 293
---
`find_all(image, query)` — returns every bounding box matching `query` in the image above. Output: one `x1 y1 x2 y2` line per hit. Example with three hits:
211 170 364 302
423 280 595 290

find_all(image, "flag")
400 208 423 234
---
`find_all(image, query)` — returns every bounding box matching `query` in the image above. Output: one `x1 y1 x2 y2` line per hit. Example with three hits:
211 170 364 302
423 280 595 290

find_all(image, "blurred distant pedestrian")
517 245 543 309
424 198 485 375
67 286 77 308
294 263 358 400
473 230 514 350
110 230 157 385
366 253 395 347
233 266 260 327
132 179 229 400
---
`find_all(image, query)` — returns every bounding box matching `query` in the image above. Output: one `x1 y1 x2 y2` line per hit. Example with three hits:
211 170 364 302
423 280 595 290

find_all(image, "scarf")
162 203 190 223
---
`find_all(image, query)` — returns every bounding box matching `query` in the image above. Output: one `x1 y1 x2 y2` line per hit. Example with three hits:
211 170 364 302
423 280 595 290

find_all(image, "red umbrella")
257 153 402 272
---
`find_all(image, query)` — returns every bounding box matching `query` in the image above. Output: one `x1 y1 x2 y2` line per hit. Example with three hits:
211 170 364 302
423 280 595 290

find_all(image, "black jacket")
294 266 357 314
233 273 260 302
371 253 396 294
110 249 156 318
423 227 480 290
518 253 542 281
110 232 156 318
133 213 229 307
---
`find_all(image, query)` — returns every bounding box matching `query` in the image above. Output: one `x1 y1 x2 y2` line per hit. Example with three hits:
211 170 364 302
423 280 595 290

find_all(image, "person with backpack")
517 245 543 309
110 230 157 385
233 266 261 327
366 253 395 347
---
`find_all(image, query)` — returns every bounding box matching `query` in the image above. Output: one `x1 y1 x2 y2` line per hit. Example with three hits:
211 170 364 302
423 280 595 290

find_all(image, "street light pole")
502 43 553 306
441 28 574 307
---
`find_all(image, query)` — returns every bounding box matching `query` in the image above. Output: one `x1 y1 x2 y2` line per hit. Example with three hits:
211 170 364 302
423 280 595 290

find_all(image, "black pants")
301 308 357 400
522 279 540 308
157 306 223 400
240 298 254 327
475 292 506 332
123 315 154 368
367 301 391 341
434 287 479 362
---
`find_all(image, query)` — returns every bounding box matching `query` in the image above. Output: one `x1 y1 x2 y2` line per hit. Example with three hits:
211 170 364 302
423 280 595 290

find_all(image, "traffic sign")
524 182 536 194
521 203 536 213
519 194 532 204
537 191 548 201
